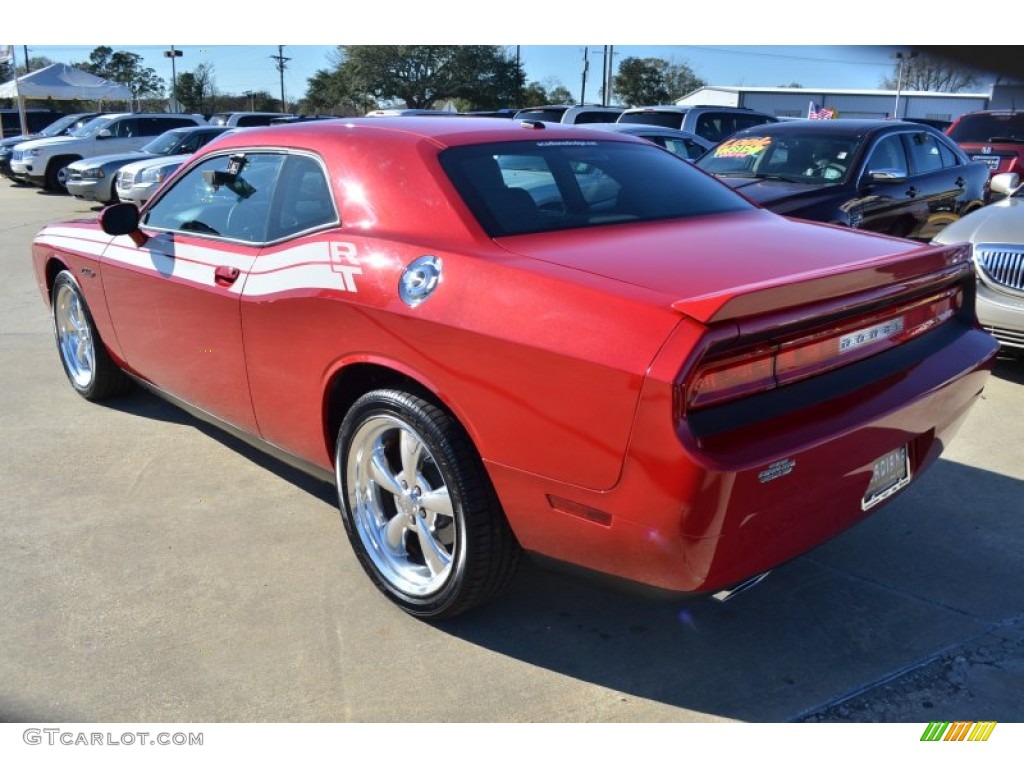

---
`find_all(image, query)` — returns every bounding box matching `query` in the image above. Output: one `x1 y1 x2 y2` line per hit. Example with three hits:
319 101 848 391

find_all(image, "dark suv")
946 110 1024 178
617 105 778 143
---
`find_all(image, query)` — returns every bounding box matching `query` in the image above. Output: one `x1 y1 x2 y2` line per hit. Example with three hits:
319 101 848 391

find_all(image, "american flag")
808 101 836 120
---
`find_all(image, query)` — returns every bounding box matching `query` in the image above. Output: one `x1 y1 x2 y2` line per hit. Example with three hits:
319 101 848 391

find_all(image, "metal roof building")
675 86 990 122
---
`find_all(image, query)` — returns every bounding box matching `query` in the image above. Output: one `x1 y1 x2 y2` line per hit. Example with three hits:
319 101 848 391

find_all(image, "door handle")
214 265 240 286
955 177 966 188
905 186 918 198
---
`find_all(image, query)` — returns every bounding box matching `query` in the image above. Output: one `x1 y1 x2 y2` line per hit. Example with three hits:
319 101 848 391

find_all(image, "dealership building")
675 83 1024 122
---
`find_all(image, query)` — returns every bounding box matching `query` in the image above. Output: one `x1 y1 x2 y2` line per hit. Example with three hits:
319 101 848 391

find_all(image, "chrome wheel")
344 414 457 596
54 280 96 390
336 390 520 618
50 271 131 401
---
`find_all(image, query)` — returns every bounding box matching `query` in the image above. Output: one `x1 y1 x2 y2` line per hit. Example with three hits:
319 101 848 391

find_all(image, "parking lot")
1 181 1022 723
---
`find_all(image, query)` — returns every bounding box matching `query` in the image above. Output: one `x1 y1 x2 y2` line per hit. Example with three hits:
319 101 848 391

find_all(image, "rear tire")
336 389 520 619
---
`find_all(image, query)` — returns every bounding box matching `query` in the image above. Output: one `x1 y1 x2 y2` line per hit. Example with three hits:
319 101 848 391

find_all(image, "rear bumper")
489 321 999 594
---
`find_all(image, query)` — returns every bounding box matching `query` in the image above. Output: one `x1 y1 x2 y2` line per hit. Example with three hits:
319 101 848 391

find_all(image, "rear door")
851 132 922 236
901 130 973 239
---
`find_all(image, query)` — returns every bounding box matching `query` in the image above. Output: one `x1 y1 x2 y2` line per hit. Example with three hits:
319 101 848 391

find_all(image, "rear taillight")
686 288 961 410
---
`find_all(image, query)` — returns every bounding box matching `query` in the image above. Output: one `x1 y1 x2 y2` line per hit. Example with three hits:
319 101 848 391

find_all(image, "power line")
683 45 892 68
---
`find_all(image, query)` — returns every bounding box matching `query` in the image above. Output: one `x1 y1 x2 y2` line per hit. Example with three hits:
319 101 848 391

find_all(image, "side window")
270 154 338 239
904 132 944 175
569 160 621 208
936 136 961 168
697 114 727 142
141 152 287 243
658 137 702 160
866 135 909 176
112 119 137 138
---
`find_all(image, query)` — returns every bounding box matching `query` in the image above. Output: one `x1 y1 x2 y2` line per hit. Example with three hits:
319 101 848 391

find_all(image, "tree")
660 60 706 102
517 79 573 107
548 85 575 105
75 46 164 106
613 57 706 106
331 45 522 110
879 53 982 93
301 66 374 115
174 63 215 114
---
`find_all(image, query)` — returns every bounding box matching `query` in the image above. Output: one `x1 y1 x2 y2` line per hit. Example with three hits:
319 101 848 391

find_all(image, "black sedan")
695 119 990 240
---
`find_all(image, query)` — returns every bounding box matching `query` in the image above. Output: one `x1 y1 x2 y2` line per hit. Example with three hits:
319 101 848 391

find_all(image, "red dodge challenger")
32 117 999 618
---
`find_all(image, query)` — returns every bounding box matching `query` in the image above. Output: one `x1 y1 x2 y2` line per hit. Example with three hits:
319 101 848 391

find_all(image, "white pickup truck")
9 112 205 192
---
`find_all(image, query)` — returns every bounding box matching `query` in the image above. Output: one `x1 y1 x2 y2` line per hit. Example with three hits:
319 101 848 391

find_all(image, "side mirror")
100 202 147 246
991 172 1021 197
96 128 113 139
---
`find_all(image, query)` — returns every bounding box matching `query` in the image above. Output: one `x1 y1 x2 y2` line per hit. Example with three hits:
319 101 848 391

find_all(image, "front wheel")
51 271 132 400
336 389 520 619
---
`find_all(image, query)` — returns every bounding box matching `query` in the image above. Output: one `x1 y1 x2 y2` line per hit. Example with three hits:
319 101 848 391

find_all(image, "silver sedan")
933 172 1024 351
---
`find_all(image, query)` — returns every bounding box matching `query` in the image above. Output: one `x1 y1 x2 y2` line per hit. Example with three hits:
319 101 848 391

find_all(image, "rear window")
571 111 621 124
515 107 569 123
440 139 751 237
618 111 685 129
949 113 1024 143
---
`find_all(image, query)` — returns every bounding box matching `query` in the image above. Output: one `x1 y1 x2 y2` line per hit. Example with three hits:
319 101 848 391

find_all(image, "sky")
10 44 961 108
8 4 1009 107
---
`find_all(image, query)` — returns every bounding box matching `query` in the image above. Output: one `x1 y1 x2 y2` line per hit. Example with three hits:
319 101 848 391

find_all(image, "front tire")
45 157 75 193
51 271 131 400
336 389 520 619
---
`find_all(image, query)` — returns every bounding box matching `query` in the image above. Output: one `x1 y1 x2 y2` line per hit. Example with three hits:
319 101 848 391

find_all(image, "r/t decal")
330 242 363 292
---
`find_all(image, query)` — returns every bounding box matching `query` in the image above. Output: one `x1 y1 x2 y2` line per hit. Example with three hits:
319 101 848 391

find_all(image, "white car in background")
115 127 237 206
9 113 206 192
115 154 189 207
932 172 1024 352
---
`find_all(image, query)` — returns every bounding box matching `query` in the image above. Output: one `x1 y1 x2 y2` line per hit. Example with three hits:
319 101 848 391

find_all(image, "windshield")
39 114 82 137
696 132 861 184
69 116 114 138
141 131 186 156
948 113 1024 143
440 139 752 237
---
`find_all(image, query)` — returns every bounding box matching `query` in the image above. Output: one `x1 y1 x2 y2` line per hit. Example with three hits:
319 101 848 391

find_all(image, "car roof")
201 116 640 152
583 123 706 139
728 118 939 138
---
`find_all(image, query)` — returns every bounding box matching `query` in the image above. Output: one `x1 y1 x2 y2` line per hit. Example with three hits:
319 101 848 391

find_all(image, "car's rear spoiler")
671 243 974 324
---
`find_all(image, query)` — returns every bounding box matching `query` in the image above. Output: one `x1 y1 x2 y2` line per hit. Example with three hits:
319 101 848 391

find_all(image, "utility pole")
605 45 615 106
23 46 30 72
270 45 290 113
893 50 918 119
164 46 183 112
580 47 589 106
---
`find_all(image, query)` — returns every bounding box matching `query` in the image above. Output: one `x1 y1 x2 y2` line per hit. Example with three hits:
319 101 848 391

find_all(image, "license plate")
862 445 910 510
971 154 1001 170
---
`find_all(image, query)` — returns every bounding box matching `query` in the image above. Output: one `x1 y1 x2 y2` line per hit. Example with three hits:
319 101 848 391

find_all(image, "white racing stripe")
41 225 360 300
34 234 108 258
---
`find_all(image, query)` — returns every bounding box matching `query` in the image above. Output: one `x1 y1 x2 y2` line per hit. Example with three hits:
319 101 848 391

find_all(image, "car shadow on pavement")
92 386 1022 723
95 387 337 506
436 458 1024 722
993 354 1024 384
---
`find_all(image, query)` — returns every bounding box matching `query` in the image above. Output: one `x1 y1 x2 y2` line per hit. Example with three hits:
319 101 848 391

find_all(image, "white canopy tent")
0 64 133 134
0 63 133 100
